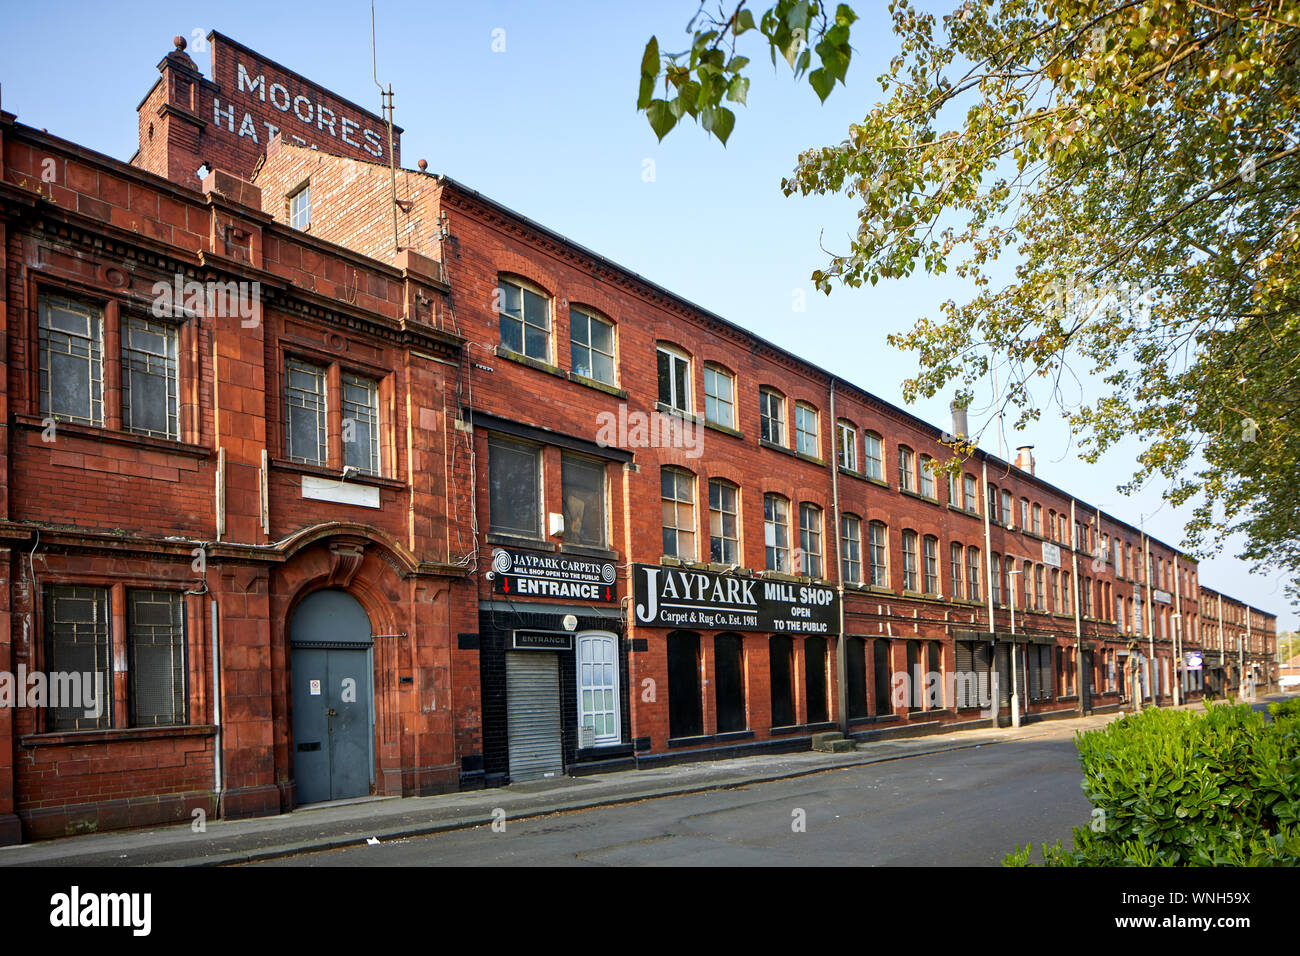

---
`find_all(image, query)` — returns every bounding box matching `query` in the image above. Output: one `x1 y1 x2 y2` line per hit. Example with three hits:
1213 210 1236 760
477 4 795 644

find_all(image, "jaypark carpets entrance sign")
491 547 618 603
632 564 839 634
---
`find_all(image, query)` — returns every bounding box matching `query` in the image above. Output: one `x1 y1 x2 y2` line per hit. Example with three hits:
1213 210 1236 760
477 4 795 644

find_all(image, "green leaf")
640 36 659 78
736 8 756 33
637 73 655 110
645 98 677 140
713 106 736 145
726 75 750 105
810 67 835 102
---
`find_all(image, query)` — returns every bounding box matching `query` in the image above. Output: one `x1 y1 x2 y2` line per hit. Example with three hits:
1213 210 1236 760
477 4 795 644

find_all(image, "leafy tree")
638 1 1300 606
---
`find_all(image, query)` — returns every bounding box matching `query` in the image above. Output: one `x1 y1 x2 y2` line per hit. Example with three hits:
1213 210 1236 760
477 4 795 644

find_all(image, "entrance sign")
512 631 574 651
491 547 618 602
632 564 839 634
1185 651 1203 670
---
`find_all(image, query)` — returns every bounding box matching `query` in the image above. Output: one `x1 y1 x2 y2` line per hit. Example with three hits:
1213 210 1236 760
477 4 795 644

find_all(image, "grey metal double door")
290 589 374 805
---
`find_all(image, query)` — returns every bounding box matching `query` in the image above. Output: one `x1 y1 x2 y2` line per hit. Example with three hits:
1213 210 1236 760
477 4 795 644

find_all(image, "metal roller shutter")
955 641 973 708
1027 645 1040 702
506 652 564 781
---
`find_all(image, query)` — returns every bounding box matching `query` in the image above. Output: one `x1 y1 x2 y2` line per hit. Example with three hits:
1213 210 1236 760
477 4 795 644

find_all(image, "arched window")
898 445 916 492
837 420 858 471
498 275 552 361
901 530 919 592
923 535 939 595
967 546 982 601
657 342 692 412
919 455 937 499
798 502 823 578
950 542 964 599
708 478 740 565
795 402 820 458
660 466 696 560
841 513 862 584
991 551 1003 604
764 493 790 572
569 305 616 385
868 521 889 588
863 431 884 480
703 362 735 429
760 387 786 445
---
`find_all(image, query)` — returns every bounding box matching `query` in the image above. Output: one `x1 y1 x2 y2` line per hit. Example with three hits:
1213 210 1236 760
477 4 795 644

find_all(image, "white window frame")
657 343 692 413
288 183 311 230
836 420 857 472
760 388 786 445
570 306 617 385
795 402 819 458
703 363 735 428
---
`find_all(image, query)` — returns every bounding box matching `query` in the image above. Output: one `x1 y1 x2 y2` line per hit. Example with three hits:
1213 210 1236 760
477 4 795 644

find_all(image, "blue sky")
3 0 1293 629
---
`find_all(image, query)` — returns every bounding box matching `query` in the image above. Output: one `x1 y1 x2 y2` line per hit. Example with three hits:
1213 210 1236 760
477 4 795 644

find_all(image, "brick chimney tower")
1014 445 1036 475
133 36 210 189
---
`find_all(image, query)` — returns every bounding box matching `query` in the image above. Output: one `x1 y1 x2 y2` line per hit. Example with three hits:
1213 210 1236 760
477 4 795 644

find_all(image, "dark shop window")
488 436 541 538
804 636 828 724
667 631 703 739
846 636 867 719
769 635 795 728
906 640 922 711
873 639 893 716
713 633 747 733
560 454 606 548
926 641 942 709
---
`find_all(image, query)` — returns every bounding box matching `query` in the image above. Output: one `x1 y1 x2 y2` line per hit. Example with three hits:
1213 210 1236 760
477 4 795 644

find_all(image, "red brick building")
0 32 1279 841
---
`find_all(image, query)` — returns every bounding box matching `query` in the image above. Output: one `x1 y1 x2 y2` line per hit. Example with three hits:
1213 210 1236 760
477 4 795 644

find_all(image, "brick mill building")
0 33 1279 842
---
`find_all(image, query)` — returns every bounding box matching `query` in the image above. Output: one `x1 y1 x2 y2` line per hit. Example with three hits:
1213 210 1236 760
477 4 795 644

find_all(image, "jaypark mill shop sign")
632 564 839 634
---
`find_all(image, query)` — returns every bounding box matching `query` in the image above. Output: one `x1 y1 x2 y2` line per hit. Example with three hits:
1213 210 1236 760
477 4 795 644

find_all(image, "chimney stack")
1014 445 1036 475
949 401 968 441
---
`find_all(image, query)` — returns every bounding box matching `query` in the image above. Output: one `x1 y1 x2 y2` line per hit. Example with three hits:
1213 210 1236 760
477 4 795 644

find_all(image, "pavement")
0 694 1287 867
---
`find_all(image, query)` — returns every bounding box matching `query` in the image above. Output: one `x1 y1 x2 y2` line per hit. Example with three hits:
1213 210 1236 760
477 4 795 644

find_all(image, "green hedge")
1006 701 1300 866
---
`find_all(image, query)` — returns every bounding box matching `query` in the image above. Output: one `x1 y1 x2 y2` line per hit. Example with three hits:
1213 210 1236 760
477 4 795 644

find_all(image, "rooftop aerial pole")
372 1 400 253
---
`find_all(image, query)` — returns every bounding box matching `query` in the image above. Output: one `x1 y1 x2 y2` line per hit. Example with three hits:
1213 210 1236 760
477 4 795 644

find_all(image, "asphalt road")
255 732 1095 866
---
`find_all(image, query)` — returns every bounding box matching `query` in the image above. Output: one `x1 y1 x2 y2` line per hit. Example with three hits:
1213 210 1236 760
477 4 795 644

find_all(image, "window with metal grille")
121 315 179 439
708 478 739 564
661 467 696 560
570 307 616 385
498 277 551 361
285 358 327 465
840 513 861 584
764 493 790 572
38 294 104 427
577 633 620 745
43 586 112 731
868 521 888 588
798 503 822 578
341 373 381 475
128 590 186 726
